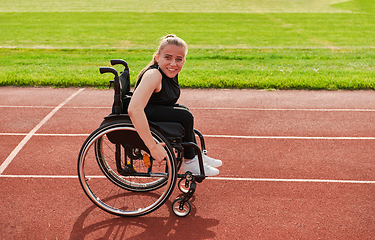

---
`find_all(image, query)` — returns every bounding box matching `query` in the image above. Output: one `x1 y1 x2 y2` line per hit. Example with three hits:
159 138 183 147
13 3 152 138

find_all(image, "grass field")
0 0 374 89
0 0 358 13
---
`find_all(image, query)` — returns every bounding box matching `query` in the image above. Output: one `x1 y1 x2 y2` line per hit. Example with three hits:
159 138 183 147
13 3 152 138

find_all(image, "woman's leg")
144 104 196 159
144 104 220 176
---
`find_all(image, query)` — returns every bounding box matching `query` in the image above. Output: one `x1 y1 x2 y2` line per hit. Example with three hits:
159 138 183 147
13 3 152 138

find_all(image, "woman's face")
156 44 186 78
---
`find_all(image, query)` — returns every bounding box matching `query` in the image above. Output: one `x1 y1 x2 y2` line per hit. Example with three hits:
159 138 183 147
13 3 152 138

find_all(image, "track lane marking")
191 107 375 112
207 177 375 184
0 105 109 109
0 175 374 184
205 135 375 140
1 132 375 140
2 105 375 112
0 88 85 175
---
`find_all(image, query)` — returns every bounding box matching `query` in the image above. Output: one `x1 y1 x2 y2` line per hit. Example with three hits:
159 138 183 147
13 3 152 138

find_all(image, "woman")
128 34 222 176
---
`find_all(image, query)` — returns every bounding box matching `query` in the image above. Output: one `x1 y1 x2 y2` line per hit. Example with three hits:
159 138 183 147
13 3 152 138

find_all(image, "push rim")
78 122 177 217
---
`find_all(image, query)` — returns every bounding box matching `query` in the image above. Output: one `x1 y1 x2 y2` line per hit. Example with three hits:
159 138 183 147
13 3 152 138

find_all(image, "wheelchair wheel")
78 121 177 217
178 178 189 194
172 198 192 217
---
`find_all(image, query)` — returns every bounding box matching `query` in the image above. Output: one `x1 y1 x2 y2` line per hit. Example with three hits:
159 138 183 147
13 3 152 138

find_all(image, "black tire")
78 121 177 217
172 198 192 217
178 178 189 194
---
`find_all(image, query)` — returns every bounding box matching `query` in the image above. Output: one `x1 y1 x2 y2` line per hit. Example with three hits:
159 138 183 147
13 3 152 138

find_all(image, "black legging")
144 103 196 159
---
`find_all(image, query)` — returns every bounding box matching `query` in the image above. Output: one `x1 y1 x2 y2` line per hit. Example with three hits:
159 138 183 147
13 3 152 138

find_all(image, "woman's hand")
149 142 167 166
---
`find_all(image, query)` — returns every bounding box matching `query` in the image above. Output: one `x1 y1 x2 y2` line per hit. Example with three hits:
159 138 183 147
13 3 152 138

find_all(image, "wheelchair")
77 59 208 217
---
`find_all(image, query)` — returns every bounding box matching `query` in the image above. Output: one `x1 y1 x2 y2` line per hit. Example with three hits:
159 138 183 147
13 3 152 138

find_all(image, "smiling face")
156 44 186 78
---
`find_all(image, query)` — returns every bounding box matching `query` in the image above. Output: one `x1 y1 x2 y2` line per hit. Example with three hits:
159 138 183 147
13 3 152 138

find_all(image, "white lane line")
208 177 375 184
0 175 105 179
0 175 78 178
0 106 55 108
190 107 375 112
2 105 375 112
0 105 109 109
0 133 28 136
0 88 85 175
0 133 90 136
0 175 374 184
1 132 375 140
33 133 90 136
205 135 375 140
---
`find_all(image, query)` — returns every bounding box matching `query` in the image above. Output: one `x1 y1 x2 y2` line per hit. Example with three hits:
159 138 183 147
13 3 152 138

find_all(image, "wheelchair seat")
154 121 185 139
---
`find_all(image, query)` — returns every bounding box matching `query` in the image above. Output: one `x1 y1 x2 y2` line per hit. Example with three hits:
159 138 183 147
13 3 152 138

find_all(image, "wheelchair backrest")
116 62 130 101
105 59 132 115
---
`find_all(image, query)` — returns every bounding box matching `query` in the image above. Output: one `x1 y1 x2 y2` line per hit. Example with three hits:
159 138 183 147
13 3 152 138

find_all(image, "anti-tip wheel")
172 198 191 217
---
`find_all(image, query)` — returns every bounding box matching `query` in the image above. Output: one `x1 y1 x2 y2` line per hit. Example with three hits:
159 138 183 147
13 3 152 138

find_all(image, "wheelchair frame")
77 59 208 217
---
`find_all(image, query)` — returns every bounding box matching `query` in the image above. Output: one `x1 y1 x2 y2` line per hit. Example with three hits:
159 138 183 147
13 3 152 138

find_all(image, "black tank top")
136 64 180 106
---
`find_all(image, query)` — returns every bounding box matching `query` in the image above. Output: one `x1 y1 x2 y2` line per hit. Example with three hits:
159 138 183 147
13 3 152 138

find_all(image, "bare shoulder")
135 68 162 94
143 68 162 80
138 68 162 92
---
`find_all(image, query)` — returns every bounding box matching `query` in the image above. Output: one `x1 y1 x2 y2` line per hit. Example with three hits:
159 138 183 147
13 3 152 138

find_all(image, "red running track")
0 87 374 239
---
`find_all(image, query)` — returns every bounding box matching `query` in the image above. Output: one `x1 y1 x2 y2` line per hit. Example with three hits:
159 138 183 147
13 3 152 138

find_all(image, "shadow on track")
69 195 219 239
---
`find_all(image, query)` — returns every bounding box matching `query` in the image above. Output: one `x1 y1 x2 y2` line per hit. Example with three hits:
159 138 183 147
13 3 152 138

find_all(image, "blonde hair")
137 34 188 80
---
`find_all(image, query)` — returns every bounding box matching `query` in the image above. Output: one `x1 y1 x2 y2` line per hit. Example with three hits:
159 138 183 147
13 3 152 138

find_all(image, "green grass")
1 48 373 90
0 0 357 13
1 12 373 49
0 0 374 89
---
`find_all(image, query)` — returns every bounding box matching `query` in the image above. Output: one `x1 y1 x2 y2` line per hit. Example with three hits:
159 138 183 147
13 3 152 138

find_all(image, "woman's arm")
128 69 167 164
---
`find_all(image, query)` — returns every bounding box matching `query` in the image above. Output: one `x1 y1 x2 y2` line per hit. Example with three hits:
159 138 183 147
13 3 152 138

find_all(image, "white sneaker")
181 157 219 176
202 154 222 168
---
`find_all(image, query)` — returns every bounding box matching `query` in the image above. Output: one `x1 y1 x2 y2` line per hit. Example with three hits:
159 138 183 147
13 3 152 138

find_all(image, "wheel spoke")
78 123 177 217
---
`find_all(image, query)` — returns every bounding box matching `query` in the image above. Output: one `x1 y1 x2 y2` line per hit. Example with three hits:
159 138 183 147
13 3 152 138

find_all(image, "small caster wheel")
178 178 189 194
172 198 191 217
